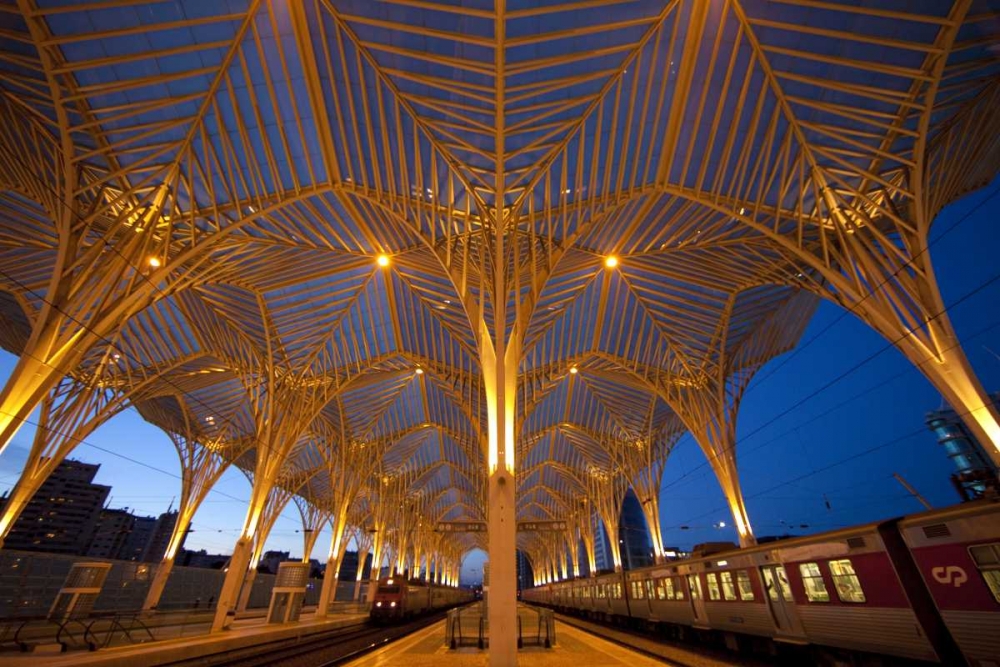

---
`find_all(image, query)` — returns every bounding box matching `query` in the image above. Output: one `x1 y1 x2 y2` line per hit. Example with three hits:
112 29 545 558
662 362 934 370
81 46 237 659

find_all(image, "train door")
686 574 706 624
760 565 804 638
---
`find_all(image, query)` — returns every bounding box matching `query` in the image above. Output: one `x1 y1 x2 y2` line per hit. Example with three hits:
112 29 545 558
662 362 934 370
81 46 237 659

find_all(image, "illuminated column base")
353 546 370 601
316 560 340 617
488 466 517 666
142 557 176 611
694 432 756 549
235 566 258 612
211 537 254 632
717 467 755 548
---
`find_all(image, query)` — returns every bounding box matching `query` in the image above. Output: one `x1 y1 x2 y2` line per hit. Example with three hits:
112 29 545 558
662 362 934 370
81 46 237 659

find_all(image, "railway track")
163 612 447 667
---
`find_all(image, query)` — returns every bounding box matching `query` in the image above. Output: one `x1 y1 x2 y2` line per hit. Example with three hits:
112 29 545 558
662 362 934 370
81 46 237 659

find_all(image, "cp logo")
931 566 968 587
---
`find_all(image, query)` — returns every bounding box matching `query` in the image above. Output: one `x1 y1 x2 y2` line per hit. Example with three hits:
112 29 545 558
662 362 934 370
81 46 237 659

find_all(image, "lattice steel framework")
0 2 998 663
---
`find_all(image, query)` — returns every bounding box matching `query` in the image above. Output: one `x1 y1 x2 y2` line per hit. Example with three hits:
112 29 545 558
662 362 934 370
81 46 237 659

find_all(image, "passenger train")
522 499 1000 666
370 575 473 623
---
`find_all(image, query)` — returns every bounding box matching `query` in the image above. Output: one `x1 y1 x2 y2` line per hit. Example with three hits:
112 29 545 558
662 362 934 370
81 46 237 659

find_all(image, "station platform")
343 615 669 667
1 605 368 667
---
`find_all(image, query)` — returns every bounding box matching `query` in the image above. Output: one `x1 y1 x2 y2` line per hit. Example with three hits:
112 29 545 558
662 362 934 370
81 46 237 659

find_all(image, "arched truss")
0 1 998 572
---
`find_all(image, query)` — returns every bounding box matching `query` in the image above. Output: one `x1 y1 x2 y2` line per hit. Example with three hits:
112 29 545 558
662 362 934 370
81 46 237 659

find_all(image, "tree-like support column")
482 324 518 666
142 403 246 611
316 515 351 618
353 528 373 601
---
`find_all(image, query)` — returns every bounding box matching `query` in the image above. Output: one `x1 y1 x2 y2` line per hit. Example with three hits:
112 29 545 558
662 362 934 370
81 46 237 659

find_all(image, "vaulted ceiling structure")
0 0 998 578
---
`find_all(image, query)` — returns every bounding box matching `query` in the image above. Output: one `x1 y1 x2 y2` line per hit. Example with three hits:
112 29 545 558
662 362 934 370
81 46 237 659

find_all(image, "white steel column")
482 323 518 665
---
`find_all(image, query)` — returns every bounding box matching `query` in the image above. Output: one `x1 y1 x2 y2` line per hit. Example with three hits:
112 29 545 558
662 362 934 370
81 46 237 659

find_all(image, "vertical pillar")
353 543 371 601
697 435 755 548
568 533 580 578
142 514 194 611
316 518 350 618
483 325 518 666
211 536 255 631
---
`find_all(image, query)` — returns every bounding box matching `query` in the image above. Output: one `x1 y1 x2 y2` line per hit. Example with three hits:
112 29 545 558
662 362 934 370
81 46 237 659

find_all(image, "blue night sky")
2 178 999 585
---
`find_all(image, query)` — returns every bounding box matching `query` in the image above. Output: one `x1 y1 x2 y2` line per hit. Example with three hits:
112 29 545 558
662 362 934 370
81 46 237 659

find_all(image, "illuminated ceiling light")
604 255 619 269
562 188 572 195
376 254 391 267
738 207 746 215
415 368 424 375
569 366 578 375
147 256 162 268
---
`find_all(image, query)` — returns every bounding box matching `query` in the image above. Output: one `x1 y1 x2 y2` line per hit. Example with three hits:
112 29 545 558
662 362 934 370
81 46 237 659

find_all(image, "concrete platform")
342 617 670 667
0 607 368 667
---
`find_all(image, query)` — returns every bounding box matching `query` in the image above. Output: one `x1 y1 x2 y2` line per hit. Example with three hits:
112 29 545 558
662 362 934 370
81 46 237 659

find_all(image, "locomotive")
523 499 1000 665
370 575 472 623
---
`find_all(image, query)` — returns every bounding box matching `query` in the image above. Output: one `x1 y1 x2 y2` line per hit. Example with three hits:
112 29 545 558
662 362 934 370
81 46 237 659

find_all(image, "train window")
645 579 655 599
687 574 702 600
720 572 737 601
673 576 685 600
377 584 401 594
632 581 645 599
658 577 671 600
799 562 830 602
829 559 866 603
707 573 721 600
969 543 1000 602
614 583 623 599
736 570 754 601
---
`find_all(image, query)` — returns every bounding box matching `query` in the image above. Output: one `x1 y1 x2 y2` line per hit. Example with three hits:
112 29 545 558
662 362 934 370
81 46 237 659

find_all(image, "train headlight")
376 601 382 607
390 601 397 607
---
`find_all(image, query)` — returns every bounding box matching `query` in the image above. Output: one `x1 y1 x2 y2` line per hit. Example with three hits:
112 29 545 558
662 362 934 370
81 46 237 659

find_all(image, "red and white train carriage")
524 499 1000 665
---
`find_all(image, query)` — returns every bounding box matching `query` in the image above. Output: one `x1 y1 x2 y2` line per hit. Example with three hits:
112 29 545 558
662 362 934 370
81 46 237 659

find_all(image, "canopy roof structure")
1 1 999 655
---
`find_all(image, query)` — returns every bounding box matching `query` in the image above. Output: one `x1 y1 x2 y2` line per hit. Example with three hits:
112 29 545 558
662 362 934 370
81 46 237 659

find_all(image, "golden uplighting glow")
604 255 619 268
147 256 162 268
376 254 391 267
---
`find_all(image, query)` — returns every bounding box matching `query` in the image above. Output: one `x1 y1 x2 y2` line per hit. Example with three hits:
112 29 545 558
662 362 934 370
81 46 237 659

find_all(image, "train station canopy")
0 0 997 562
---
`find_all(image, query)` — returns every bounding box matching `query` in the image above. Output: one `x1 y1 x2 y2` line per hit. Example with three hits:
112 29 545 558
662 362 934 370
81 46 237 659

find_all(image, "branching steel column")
317 523 351 614
143 408 246 611
353 528 373 601
482 1 517 664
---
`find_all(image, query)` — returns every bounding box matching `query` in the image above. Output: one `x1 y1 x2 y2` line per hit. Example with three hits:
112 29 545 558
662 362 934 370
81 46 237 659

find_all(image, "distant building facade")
619 489 653 570
338 550 371 582
259 550 290 574
0 459 109 554
927 393 1000 500
119 514 157 561
592 514 613 572
87 508 134 559
143 510 182 562
87 508 185 562
179 548 229 569
516 549 533 589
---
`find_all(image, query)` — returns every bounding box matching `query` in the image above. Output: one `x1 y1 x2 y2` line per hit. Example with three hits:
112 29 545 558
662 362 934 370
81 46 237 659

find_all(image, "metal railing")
1 610 155 653
517 607 555 649
445 602 486 649
445 604 554 651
